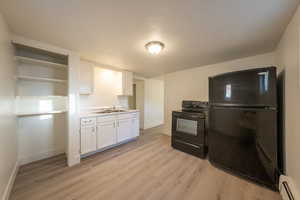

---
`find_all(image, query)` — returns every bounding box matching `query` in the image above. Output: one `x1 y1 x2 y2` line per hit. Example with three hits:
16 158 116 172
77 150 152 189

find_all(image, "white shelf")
15 96 68 117
17 75 67 84
15 56 68 70
17 110 67 117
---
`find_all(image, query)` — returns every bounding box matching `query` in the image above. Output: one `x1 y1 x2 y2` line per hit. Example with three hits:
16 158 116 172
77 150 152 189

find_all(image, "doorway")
128 79 145 129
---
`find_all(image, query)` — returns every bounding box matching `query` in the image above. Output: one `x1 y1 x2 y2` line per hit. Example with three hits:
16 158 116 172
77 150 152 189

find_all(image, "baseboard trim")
280 175 300 200
144 124 164 130
144 122 164 130
80 137 138 159
2 161 19 200
19 149 65 166
67 154 80 167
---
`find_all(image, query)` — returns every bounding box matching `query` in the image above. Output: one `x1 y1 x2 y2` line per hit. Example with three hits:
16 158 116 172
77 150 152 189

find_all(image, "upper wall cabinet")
120 71 133 96
79 60 94 95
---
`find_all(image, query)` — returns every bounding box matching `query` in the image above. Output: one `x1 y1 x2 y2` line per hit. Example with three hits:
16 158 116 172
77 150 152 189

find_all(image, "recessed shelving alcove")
13 42 69 165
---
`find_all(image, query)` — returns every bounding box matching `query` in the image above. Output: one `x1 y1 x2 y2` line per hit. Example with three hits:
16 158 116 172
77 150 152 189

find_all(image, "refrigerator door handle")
211 106 277 112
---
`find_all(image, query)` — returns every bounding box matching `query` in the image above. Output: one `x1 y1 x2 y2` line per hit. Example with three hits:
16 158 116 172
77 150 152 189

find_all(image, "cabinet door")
132 117 140 137
121 71 133 96
81 126 97 154
97 121 117 149
79 60 94 95
117 119 133 142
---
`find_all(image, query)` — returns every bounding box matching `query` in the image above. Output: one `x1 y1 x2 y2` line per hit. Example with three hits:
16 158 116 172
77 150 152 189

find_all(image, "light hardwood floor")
10 126 281 200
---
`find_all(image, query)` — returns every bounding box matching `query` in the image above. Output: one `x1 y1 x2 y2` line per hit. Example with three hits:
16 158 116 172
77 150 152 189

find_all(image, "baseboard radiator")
280 175 299 200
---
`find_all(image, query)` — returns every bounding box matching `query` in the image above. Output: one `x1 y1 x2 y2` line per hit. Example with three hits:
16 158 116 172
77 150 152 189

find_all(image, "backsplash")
79 66 129 111
79 95 129 111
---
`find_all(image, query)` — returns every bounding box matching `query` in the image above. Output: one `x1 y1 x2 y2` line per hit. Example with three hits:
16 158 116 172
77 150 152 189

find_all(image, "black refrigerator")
208 67 279 190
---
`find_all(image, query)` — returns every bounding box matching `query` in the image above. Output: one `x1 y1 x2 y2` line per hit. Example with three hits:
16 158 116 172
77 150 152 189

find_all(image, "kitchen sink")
112 110 126 112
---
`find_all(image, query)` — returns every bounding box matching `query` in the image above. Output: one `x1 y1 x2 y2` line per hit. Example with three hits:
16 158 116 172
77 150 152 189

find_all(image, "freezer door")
209 67 277 107
208 107 278 189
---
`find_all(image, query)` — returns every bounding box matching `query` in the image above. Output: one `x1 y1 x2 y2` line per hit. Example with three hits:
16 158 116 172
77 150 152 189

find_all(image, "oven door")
172 111 205 146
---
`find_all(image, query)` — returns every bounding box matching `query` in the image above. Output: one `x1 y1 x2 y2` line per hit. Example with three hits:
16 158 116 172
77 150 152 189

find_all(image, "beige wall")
128 84 136 109
17 114 66 165
79 67 128 109
0 13 17 199
163 52 277 135
276 5 300 193
144 78 164 129
135 80 145 129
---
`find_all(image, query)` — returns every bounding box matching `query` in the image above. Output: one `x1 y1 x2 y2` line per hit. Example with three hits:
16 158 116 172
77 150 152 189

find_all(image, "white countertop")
80 109 139 118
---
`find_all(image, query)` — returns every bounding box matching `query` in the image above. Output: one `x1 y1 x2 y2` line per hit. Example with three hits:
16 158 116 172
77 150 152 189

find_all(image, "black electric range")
171 101 209 158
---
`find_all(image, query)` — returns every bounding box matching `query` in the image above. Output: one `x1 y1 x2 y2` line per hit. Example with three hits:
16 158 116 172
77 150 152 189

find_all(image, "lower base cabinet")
97 121 117 149
117 118 134 143
81 112 140 155
81 126 97 154
132 117 139 137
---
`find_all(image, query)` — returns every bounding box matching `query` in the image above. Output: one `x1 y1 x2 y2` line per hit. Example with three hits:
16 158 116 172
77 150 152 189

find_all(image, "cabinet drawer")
97 115 116 123
81 117 96 127
118 113 136 120
131 113 138 118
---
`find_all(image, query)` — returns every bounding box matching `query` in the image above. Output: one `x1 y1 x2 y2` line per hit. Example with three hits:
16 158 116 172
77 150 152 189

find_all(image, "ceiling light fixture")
145 41 165 55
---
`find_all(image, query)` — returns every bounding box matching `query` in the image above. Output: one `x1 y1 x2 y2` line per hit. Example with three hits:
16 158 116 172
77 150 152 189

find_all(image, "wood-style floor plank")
10 126 281 200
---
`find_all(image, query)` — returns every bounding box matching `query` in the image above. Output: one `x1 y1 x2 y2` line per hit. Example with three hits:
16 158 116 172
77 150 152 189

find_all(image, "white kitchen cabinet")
120 71 133 96
79 60 94 95
132 116 139 138
80 126 97 154
117 118 133 142
80 111 140 156
97 121 117 149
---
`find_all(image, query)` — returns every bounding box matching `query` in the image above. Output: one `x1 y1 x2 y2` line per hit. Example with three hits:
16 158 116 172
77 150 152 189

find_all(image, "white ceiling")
0 0 299 77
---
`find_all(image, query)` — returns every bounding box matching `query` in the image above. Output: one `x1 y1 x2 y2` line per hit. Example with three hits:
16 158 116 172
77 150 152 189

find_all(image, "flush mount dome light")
145 41 165 55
